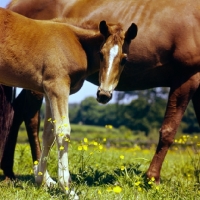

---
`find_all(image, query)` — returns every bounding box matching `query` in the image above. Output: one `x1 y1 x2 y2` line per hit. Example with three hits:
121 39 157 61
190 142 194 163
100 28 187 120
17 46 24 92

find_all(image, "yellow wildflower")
148 181 152 185
105 125 113 129
38 172 43 176
151 177 155 182
83 145 88 151
113 186 122 193
155 186 159 190
58 133 64 137
98 190 102 195
120 155 124 159
121 166 125 171
93 141 98 146
99 145 103 150
65 137 70 142
103 138 107 142
78 146 83 151
84 138 88 143
134 181 141 186
59 146 64 150
65 187 69 191
34 160 39 165
47 118 52 122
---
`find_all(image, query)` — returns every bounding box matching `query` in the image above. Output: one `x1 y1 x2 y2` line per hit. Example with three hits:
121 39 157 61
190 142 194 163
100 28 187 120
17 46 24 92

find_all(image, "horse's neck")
68 24 104 75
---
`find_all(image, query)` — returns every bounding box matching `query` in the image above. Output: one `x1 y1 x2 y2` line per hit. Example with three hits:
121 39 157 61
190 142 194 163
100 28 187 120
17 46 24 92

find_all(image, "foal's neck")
54 18 104 75
67 23 104 75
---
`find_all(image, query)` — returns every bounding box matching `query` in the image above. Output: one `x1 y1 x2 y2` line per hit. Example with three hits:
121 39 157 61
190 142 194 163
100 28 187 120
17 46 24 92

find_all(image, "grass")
17 122 160 147
1 137 200 199
1 124 200 199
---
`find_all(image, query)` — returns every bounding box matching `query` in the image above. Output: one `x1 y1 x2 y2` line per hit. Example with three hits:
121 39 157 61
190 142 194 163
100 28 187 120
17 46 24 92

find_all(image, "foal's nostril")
96 89 112 104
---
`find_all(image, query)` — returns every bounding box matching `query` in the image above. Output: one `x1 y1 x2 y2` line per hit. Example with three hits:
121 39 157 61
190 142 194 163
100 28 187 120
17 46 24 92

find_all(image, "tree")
77 97 103 125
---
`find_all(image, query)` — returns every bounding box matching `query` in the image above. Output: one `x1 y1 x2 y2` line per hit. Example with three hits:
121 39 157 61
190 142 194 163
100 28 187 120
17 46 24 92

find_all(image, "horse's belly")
0 64 43 92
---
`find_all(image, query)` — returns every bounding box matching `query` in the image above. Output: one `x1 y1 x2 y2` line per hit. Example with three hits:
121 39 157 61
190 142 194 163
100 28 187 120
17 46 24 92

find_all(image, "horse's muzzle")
96 88 112 104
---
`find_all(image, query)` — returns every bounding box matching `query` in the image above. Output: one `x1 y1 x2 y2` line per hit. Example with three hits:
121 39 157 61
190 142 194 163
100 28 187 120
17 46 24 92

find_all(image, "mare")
0 7 137 197
3 0 200 184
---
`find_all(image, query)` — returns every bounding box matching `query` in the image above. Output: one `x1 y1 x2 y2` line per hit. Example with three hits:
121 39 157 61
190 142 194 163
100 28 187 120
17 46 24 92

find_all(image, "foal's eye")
99 51 104 61
120 53 127 66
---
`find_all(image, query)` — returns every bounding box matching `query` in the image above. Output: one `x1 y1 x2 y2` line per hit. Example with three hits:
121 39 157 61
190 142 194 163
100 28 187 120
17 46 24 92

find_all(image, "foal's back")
0 8 85 93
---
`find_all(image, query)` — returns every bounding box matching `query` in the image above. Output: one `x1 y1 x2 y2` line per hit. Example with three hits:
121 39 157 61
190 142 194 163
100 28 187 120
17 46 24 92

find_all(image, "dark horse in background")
2 0 200 184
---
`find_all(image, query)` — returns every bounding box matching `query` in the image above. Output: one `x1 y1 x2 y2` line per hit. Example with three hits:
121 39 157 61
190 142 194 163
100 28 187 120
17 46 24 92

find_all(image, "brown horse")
3 0 200 184
0 7 137 197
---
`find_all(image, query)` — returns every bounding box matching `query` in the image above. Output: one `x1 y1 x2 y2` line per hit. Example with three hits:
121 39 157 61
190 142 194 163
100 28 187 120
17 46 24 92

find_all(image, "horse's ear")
125 23 137 43
99 20 110 38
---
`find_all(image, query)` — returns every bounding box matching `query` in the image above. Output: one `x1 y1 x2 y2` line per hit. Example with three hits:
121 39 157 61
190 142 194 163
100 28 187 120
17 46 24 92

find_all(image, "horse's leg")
23 90 55 186
24 91 43 164
1 114 22 180
36 79 78 199
192 86 200 126
34 96 56 187
1 88 25 180
146 73 200 183
0 86 13 163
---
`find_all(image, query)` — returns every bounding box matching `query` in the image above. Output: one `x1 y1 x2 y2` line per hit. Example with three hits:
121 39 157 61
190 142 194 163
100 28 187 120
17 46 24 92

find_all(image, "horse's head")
97 20 137 104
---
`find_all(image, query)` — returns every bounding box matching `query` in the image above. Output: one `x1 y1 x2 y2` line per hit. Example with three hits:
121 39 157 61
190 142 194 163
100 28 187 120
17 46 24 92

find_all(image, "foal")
0 8 137 198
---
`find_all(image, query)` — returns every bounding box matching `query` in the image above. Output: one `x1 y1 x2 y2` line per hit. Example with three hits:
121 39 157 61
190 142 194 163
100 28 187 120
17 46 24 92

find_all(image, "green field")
0 124 200 199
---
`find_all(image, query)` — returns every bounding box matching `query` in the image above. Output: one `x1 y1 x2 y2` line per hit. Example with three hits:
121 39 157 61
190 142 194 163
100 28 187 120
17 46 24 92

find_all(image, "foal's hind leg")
146 73 200 183
24 91 56 186
34 96 56 187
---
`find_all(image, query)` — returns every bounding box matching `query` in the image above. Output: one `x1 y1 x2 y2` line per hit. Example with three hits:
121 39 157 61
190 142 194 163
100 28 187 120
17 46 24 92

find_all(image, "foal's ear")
125 23 138 43
99 20 110 38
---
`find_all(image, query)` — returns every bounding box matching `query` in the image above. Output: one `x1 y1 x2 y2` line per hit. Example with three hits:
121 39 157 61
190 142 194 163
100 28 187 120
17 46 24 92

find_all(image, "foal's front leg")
146 73 199 183
37 80 78 199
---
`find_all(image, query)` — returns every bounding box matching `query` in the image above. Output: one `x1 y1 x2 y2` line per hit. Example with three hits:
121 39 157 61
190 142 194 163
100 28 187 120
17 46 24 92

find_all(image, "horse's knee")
159 125 176 147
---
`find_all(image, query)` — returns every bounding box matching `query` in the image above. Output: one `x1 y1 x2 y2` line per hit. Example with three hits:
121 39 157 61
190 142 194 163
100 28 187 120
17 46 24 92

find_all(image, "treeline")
68 93 200 136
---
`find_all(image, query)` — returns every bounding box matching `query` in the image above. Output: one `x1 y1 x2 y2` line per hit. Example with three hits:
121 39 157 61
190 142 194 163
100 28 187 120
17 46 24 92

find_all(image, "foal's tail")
0 85 14 162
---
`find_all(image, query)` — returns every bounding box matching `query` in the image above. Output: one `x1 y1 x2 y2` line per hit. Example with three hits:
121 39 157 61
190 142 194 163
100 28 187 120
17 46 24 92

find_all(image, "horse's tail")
0 85 14 162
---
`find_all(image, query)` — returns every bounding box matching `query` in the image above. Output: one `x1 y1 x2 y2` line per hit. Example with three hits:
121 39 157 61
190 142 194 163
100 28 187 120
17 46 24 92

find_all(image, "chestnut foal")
0 7 137 198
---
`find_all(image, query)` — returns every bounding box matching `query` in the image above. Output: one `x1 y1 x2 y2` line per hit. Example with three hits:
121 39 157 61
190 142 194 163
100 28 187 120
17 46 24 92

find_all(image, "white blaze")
107 45 119 76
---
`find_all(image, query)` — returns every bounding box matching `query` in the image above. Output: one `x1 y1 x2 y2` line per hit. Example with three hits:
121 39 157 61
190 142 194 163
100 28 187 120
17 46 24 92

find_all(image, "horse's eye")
120 53 127 66
99 51 104 61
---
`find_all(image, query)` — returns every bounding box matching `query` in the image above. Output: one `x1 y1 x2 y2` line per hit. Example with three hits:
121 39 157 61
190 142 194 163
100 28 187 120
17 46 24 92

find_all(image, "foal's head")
97 21 137 104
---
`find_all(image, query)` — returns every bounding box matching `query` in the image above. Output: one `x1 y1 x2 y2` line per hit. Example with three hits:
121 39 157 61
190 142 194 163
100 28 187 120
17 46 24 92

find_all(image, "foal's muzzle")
96 87 112 104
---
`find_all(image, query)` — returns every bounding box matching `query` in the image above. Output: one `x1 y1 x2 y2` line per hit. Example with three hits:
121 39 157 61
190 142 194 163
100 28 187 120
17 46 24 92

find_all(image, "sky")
0 0 104 103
